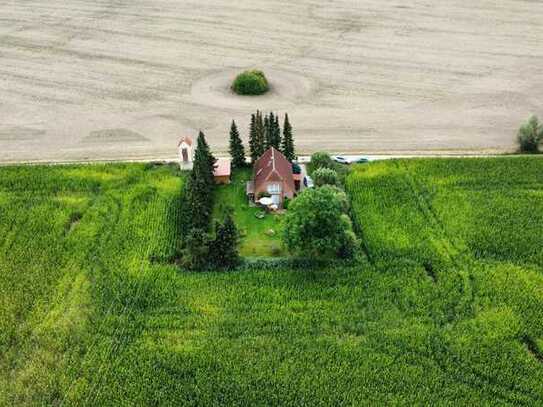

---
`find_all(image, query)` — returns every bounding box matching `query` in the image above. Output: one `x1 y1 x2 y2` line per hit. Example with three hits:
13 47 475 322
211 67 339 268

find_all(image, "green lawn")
214 168 285 257
1 158 542 406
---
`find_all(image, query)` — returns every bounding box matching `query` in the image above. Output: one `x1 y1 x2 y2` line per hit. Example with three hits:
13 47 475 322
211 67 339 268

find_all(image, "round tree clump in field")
232 70 269 96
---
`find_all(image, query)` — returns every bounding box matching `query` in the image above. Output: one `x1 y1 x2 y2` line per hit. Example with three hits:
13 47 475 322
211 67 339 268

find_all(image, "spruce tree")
249 113 259 163
255 110 265 156
183 228 211 271
193 131 216 190
274 114 281 149
229 120 246 168
281 113 296 162
264 114 271 149
211 212 240 270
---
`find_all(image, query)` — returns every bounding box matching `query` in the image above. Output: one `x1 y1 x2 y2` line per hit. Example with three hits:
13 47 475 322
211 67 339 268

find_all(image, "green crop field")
1 158 542 406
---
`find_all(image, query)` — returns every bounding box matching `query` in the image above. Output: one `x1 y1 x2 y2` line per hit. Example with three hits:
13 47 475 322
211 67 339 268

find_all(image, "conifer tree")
255 110 265 157
229 120 246 168
281 113 296 162
274 114 281 149
211 212 240 270
249 113 259 163
193 131 216 190
264 114 271 149
183 228 211 271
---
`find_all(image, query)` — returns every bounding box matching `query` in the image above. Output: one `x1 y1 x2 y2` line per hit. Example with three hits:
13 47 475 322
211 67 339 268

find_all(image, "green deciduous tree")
518 115 542 153
283 186 358 259
307 152 335 175
313 167 339 187
281 113 295 161
229 120 246 168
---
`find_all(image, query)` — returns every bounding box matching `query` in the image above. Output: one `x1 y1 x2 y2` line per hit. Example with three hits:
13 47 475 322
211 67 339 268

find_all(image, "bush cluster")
232 70 269 96
517 115 542 153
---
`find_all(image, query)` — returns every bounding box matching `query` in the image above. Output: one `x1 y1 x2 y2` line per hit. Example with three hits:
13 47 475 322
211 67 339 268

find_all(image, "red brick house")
247 147 296 208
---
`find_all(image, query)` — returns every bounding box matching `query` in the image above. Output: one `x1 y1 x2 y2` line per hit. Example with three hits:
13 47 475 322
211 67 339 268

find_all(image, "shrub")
517 115 542 153
307 152 335 175
313 167 339 187
283 196 290 210
232 70 269 96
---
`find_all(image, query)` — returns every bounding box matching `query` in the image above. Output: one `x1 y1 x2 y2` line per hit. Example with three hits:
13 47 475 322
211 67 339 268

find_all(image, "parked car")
354 157 370 164
333 156 350 165
304 175 314 188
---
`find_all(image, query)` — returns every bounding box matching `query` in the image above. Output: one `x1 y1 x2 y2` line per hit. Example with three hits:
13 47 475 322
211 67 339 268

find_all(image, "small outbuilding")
214 159 231 184
178 136 194 165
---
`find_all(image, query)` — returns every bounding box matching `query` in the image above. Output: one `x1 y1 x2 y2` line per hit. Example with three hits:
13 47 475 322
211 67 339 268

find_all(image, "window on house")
267 183 281 194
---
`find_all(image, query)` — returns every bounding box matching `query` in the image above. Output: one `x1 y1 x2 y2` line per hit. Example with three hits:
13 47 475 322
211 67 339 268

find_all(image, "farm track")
1 0 543 162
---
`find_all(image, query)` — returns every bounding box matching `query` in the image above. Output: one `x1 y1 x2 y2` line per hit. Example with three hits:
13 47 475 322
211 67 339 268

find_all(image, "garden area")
214 168 285 257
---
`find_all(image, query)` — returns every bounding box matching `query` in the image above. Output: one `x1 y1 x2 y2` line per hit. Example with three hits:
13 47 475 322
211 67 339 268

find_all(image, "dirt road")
1 0 542 163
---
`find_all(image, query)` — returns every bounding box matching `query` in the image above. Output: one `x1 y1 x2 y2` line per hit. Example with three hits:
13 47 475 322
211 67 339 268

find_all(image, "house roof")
214 158 231 177
254 147 294 192
177 136 193 147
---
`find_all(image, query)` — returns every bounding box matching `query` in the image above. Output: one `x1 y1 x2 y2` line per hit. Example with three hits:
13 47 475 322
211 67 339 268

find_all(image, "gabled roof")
214 158 231 177
178 136 193 147
254 147 294 192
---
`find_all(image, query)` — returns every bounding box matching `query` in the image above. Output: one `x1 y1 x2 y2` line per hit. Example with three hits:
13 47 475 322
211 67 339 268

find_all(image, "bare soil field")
1 0 542 163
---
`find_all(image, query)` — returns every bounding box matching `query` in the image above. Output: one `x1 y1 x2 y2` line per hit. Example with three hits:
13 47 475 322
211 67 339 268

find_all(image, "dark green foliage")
228 120 246 168
211 212 240 269
308 151 351 186
181 131 217 234
231 70 269 96
193 131 217 189
313 167 339 187
248 113 259 163
182 228 211 270
263 114 271 149
517 115 542 153
249 110 266 162
307 151 335 174
265 112 281 149
283 186 358 258
281 113 296 161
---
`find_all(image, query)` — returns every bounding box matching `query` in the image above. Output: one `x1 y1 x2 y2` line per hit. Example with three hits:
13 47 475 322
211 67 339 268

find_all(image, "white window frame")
267 183 281 194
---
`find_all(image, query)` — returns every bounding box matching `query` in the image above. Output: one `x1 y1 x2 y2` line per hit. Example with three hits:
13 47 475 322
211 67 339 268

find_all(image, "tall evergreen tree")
193 131 216 190
274 114 281 149
281 113 296 161
211 212 240 270
264 114 271 149
229 120 246 168
249 113 259 163
255 110 265 157
266 112 281 149
182 228 211 271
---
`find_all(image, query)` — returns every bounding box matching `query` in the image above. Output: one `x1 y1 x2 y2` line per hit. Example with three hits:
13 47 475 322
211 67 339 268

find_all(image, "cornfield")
0 159 542 405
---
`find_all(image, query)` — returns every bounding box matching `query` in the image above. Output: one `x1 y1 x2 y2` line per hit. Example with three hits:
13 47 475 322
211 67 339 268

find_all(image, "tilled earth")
1 0 543 162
